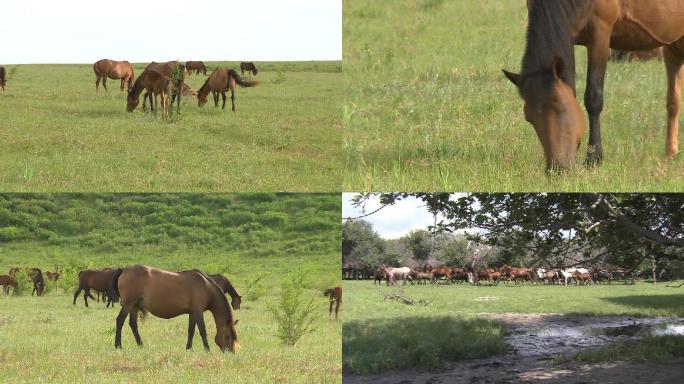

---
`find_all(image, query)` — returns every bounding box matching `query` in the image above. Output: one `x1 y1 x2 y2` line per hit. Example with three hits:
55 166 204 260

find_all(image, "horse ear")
502 69 521 87
551 57 565 81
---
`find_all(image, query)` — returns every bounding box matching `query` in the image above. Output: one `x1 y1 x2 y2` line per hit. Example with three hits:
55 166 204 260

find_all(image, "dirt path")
344 313 684 383
343 356 684 384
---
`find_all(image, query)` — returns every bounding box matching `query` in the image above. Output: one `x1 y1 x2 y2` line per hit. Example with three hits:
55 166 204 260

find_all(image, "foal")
324 287 342 321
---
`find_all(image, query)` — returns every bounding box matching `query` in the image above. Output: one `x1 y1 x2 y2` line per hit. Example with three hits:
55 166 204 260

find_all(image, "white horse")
560 267 589 286
386 267 412 285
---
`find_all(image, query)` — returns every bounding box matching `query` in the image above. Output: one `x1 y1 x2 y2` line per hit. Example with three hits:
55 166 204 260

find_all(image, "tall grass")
344 0 683 191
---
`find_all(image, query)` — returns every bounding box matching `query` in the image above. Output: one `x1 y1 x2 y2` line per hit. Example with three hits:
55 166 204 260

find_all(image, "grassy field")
0 61 341 192
343 0 684 191
343 280 684 373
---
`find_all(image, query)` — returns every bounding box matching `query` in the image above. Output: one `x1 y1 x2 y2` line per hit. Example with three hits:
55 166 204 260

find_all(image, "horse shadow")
601 294 684 317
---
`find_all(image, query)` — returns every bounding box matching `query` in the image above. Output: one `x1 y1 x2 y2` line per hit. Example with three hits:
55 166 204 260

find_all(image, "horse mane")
198 79 211 99
521 0 591 94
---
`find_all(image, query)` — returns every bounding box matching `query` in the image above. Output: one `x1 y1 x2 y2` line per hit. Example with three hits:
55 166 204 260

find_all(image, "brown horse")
93 59 134 92
197 68 260 111
500 266 536 285
127 68 173 118
0 275 17 295
475 268 502 286
430 266 455 284
240 62 258 76
573 271 593 286
410 270 434 285
113 265 239 352
373 268 389 285
324 287 342 320
186 61 207 75
208 274 242 310
450 267 469 283
73 268 117 307
26 268 46 296
504 1 684 171
46 271 61 282
0 66 6 91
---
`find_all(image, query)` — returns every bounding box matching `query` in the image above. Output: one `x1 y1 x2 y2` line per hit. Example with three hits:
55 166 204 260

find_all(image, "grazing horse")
185 61 207 75
0 66 6 91
197 68 260 111
504 1 684 171
0 275 17 295
93 59 134 92
113 265 239 352
127 68 173 118
240 62 258 76
73 268 117 307
323 287 342 320
208 274 242 310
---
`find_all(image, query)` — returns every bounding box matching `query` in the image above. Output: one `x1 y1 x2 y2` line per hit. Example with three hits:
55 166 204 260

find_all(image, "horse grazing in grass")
186 61 207 75
127 68 173 118
93 59 134 92
323 286 342 320
0 66 6 91
73 268 117 307
197 68 260 111
0 275 17 295
504 0 684 171
208 274 242 310
113 265 239 352
240 62 258 76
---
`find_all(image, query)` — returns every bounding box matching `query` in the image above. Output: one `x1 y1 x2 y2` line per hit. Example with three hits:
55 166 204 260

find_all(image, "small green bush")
268 271 320 345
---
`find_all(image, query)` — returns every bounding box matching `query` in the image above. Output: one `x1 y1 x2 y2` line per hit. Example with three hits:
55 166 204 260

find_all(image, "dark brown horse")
240 62 258 76
0 66 6 91
324 286 342 320
197 68 260 111
127 68 173 118
208 274 242 310
450 267 469 283
0 275 17 295
73 268 117 307
27 268 45 296
93 59 135 92
113 265 239 352
504 1 684 170
374 268 389 285
186 61 207 75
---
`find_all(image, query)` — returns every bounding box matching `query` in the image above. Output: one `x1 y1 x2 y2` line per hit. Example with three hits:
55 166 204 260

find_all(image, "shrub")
268 271 320 345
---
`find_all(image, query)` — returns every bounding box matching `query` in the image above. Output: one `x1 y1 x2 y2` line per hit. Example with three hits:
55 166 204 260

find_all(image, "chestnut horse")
197 68 260 111
430 266 455 284
500 266 536 285
504 1 684 171
0 274 17 295
186 61 207 75
240 62 258 76
113 265 238 352
0 66 6 91
127 68 173 118
475 268 502 286
208 274 242 310
324 286 342 320
93 59 134 92
73 268 117 307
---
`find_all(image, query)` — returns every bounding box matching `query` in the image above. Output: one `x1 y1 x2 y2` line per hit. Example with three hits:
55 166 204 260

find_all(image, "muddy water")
484 314 684 357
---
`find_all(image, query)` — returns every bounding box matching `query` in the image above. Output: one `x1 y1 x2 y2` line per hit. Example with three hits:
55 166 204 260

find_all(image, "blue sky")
1 0 341 64
342 193 449 239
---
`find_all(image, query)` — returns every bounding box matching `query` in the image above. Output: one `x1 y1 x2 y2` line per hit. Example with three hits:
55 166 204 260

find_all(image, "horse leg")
102 76 108 91
583 26 612 166
95 75 101 92
328 299 333 319
84 288 90 307
194 311 211 351
73 287 82 305
664 47 684 157
120 78 125 92
230 90 235 111
335 299 340 321
222 92 226 110
129 307 143 346
115 302 135 349
186 315 197 350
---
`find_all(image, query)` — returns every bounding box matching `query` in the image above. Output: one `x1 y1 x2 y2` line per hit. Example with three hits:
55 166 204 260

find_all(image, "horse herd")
1 265 342 352
91 59 260 118
371 264 633 287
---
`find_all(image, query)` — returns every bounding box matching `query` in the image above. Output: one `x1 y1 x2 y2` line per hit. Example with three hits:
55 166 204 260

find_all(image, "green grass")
0 61 341 192
344 0 684 191
572 335 684 364
342 280 684 373
0 291 341 383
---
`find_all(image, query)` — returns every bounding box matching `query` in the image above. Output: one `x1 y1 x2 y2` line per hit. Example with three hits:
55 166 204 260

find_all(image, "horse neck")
198 80 211 98
130 77 146 98
522 0 590 87
222 278 240 300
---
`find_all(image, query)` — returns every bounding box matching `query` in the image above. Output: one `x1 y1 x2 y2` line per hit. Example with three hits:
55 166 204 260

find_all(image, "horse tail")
112 268 122 298
229 69 260 88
